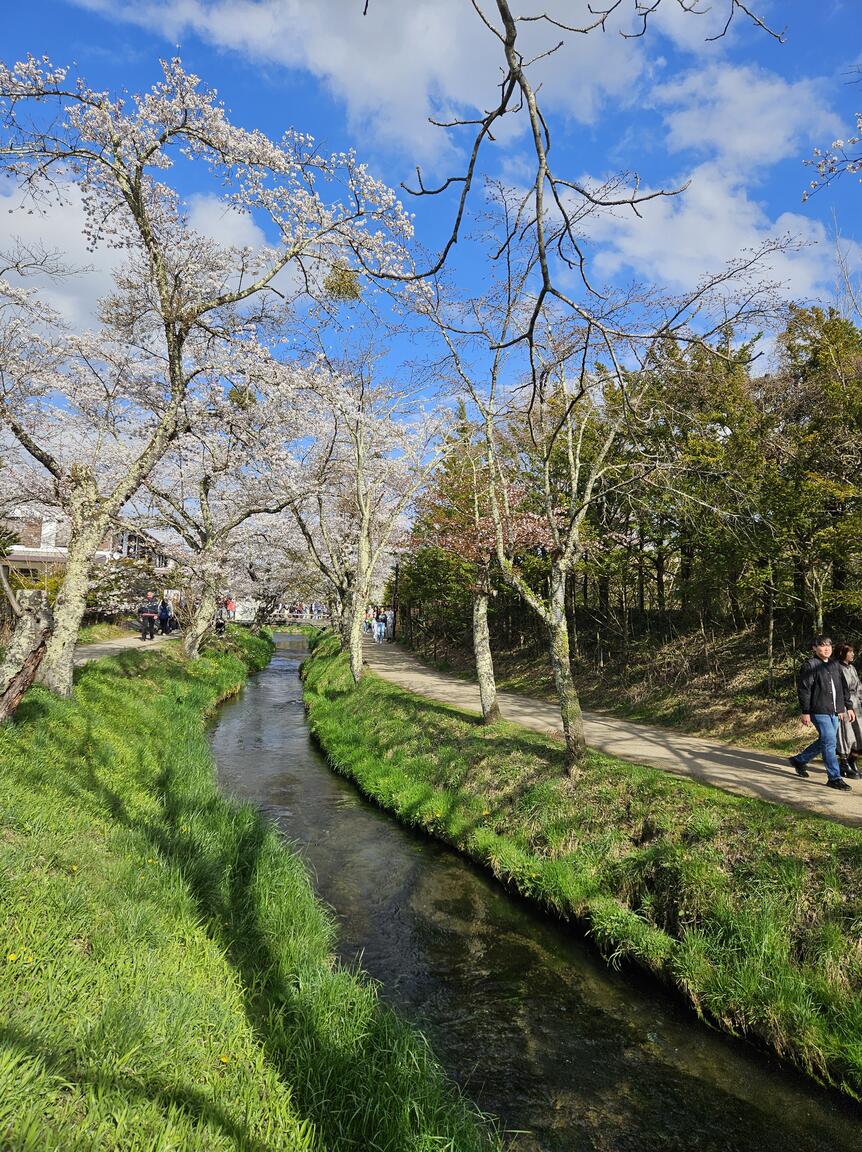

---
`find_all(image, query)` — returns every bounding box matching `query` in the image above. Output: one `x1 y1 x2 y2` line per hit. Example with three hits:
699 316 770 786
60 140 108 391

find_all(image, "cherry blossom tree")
287 356 442 683
136 373 302 658
0 55 413 696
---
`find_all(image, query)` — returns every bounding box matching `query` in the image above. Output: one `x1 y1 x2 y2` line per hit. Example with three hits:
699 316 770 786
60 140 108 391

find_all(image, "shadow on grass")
10 652 489 1152
0 1024 277 1152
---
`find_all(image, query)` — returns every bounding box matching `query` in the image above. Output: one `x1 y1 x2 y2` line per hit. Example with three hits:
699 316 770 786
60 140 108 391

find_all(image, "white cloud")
653 64 841 169
69 0 657 159
187 193 267 248
0 183 121 328
582 161 852 301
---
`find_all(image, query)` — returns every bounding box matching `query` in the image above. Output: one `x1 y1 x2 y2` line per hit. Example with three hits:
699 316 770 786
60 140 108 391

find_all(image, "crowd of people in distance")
790 635 862 794
283 601 325 620
136 591 179 640
364 606 394 643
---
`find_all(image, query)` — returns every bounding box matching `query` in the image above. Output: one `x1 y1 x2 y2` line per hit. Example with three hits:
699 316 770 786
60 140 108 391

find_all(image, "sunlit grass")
0 629 499 1151
304 631 862 1100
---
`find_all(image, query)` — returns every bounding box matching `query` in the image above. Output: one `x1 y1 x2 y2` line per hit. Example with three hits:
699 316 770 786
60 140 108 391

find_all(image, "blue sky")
3 1 860 336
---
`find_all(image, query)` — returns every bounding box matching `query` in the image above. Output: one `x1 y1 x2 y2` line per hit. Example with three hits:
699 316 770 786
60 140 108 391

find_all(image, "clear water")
210 636 862 1152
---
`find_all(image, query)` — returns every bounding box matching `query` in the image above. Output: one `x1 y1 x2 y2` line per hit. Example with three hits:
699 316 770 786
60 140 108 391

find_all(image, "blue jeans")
798 714 842 780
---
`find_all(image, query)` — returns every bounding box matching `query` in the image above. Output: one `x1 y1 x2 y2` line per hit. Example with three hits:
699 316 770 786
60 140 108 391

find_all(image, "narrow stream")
210 636 862 1151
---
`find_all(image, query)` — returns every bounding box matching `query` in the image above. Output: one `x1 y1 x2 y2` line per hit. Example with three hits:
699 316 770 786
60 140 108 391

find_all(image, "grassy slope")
416 624 805 751
303 632 862 1100
0 630 498 1152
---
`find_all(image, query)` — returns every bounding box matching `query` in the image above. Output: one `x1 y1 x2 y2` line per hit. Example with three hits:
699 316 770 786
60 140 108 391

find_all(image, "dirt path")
363 640 862 827
74 633 177 665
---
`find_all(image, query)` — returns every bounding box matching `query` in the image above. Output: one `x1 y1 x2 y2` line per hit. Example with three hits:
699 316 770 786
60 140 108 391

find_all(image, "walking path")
74 633 177 666
363 640 862 827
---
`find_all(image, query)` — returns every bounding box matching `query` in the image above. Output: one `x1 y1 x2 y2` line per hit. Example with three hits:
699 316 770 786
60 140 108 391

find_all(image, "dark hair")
811 635 833 648
836 643 856 663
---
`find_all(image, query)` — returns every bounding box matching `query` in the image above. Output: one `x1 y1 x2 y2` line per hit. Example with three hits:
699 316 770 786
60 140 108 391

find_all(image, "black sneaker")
827 777 852 791
848 762 862 779
789 756 809 778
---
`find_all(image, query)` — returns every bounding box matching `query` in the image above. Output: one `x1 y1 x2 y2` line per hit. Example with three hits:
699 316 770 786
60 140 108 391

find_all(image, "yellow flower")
70 865 78 873
147 858 155 865
219 1054 229 1065
7 952 18 962
24 955 33 963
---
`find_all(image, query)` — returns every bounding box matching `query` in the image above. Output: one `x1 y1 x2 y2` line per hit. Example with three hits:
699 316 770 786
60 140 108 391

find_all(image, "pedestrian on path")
836 643 862 778
789 635 855 791
138 591 159 641
374 609 386 644
158 597 171 635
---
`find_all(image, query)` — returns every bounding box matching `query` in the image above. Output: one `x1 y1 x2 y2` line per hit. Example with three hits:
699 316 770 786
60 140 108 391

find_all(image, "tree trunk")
37 522 103 698
347 593 366 685
766 561 775 698
598 574 610 621
473 591 500 724
0 591 55 723
184 585 219 659
547 568 586 767
655 546 667 616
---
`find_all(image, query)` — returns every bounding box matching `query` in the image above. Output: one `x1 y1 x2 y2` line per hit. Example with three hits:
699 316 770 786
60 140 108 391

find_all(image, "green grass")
303 632 862 1101
76 621 135 645
0 629 499 1151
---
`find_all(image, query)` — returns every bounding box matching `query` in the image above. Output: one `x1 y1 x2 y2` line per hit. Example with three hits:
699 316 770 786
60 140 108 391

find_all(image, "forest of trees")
399 304 862 696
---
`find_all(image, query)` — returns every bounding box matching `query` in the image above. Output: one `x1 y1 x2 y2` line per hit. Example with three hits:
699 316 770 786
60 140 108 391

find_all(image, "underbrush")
304 632 862 1101
0 630 498 1151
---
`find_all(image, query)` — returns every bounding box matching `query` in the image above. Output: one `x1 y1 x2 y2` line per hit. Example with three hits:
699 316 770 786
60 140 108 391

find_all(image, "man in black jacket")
138 591 159 641
790 635 855 791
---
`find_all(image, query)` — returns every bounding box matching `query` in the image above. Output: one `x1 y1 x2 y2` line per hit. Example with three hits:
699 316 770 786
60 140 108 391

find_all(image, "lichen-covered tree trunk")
37 521 104 698
0 590 54 723
347 594 366 685
184 586 219 659
547 568 586 766
472 591 500 724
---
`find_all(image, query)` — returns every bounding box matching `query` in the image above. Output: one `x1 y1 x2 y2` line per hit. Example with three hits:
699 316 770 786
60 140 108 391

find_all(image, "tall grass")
303 632 862 1100
0 630 499 1151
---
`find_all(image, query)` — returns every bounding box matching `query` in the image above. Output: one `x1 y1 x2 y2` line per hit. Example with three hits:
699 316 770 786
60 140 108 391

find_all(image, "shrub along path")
363 640 862 827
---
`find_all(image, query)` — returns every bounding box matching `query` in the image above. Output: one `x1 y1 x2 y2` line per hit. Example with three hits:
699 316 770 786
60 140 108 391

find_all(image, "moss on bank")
303 631 862 1101
0 630 499 1151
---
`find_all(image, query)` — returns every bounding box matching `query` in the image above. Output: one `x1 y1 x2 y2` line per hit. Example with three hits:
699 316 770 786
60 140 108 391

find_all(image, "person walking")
157 597 171 635
789 635 855 791
374 609 386 644
138 591 159 641
835 643 862 779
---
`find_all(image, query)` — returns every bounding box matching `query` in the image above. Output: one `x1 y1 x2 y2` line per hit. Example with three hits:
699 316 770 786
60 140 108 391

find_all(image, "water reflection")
210 636 861 1151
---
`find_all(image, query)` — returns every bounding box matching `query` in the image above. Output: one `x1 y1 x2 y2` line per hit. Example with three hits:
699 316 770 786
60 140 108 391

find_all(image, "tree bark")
37 521 103 698
184 585 219 659
547 568 586 766
0 590 54 723
347 593 366 685
473 590 501 724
